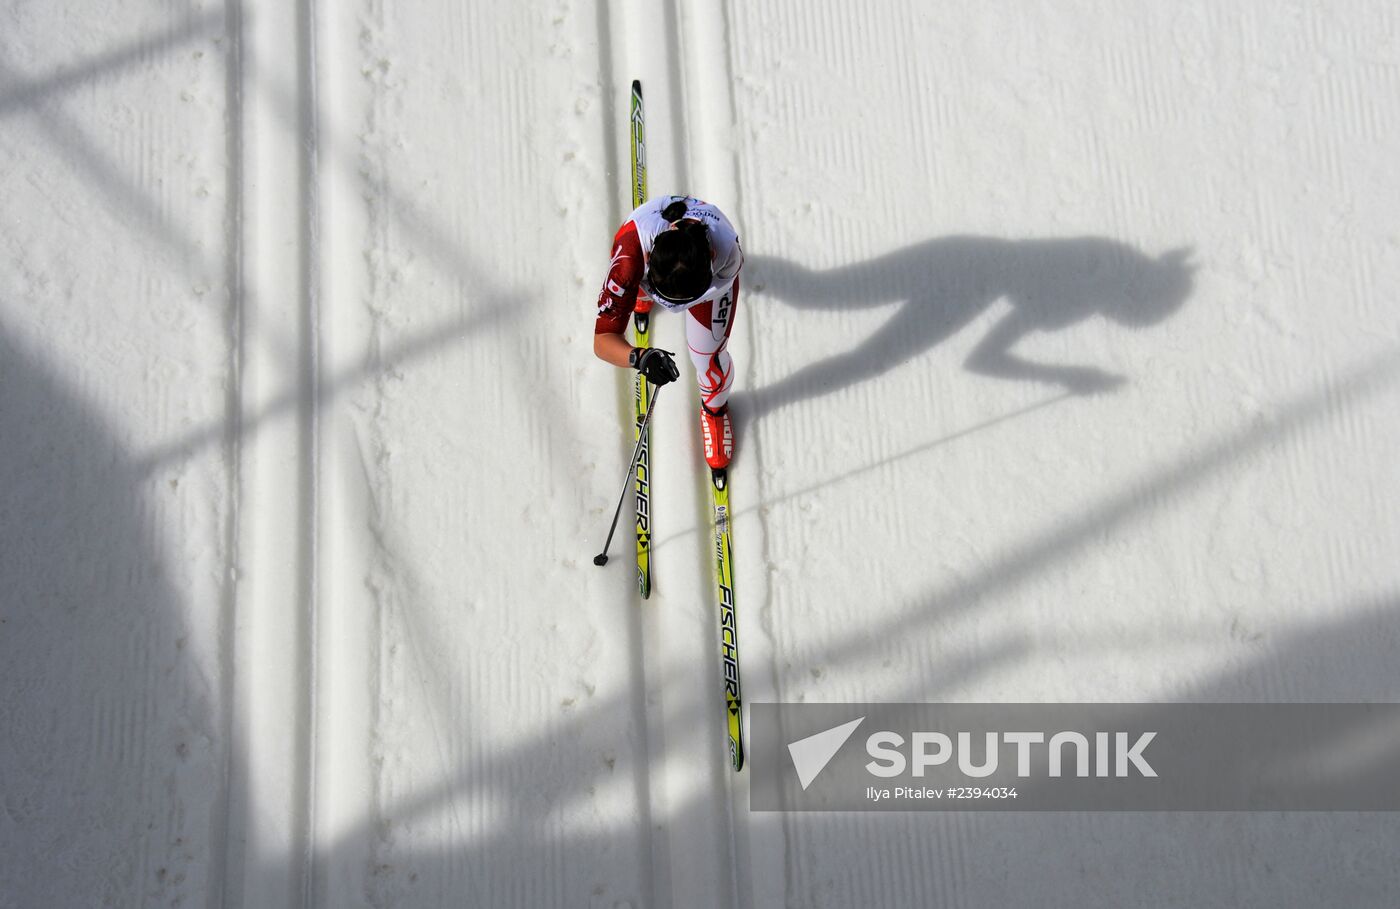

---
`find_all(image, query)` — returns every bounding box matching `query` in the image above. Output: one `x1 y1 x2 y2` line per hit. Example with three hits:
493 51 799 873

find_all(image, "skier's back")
593 195 743 470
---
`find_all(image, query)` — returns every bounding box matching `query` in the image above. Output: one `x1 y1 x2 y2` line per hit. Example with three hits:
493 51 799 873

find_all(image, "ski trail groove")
597 5 669 907
295 1 325 905
594 5 665 904
674 0 757 906
222 0 328 903
214 1 247 906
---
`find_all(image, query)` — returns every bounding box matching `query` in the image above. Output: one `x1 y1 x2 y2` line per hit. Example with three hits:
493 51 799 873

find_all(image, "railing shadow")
781 595 1400 909
10 7 1399 909
8 314 1400 908
0 318 214 906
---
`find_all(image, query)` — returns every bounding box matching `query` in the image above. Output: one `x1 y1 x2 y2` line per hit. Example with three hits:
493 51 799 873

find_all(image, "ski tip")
631 79 642 95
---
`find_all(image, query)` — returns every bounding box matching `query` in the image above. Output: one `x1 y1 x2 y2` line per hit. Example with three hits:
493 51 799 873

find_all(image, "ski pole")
594 384 662 567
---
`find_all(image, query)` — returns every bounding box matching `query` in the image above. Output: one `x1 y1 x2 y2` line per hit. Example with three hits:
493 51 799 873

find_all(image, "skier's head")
1109 246 1196 327
649 202 712 304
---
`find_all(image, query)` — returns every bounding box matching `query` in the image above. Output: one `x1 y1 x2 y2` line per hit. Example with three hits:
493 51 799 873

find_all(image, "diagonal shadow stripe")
650 392 1074 553
134 296 525 473
0 13 224 115
0 53 212 271
0 46 303 369
809 348 1400 682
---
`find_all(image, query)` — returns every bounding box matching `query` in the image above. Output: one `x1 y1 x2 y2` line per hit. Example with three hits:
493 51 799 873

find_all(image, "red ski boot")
700 403 733 471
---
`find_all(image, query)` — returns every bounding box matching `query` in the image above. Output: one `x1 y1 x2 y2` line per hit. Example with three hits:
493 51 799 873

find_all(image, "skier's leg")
685 278 739 412
687 279 739 469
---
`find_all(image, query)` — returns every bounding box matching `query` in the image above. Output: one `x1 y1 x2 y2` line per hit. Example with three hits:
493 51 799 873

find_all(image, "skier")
593 194 744 470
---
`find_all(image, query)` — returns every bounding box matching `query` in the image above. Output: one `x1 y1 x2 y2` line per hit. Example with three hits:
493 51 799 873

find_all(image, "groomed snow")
2 0 1399 906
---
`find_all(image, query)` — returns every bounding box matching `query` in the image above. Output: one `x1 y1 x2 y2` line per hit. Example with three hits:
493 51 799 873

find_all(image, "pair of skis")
628 81 745 772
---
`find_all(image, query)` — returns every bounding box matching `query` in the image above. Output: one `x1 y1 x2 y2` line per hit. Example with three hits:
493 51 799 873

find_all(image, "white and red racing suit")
594 194 743 412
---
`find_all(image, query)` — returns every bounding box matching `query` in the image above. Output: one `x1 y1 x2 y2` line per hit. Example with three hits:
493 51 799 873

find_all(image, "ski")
625 78 742 767
629 80 653 598
710 468 745 771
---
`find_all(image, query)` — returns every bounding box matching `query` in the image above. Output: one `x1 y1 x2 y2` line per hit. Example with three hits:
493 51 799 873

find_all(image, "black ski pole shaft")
594 384 661 566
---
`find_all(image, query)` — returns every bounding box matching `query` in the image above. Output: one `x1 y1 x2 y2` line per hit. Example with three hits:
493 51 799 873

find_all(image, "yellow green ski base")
632 311 651 598
630 79 651 598
711 468 745 771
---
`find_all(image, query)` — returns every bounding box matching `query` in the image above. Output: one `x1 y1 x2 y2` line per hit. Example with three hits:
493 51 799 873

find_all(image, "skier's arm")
593 331 634 368
594 221 644 363
966 309 1123 394
594 332 678 384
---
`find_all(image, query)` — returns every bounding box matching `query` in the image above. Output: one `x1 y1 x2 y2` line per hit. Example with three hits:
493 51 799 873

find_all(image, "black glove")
630 347 679 386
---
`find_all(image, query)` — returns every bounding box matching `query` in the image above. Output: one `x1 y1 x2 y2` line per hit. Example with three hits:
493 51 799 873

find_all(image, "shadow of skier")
742 236 1195 422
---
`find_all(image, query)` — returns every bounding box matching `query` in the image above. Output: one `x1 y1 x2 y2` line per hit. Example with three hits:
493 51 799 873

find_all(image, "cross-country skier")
593 194 743 470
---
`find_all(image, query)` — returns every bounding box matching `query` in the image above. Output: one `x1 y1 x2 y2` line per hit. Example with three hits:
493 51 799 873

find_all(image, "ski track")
4 0 1400 907
604 2 754 907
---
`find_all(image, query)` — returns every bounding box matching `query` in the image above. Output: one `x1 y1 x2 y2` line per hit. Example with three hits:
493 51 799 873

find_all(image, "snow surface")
3 0 1400 906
